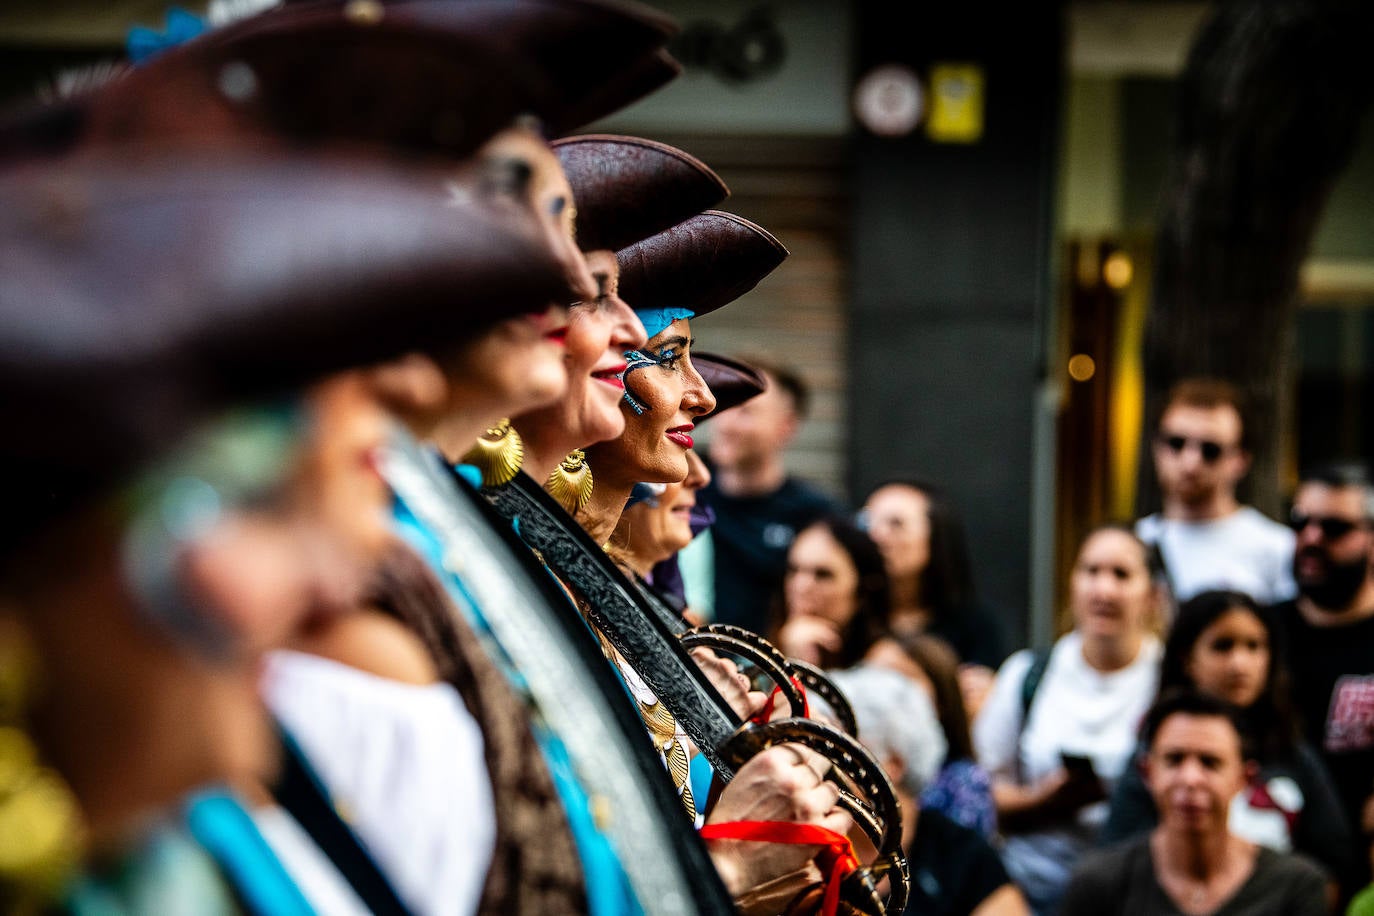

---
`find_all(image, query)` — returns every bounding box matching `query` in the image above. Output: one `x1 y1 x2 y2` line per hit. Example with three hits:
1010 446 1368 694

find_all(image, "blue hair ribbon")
126 6 208 64
634 307 695 340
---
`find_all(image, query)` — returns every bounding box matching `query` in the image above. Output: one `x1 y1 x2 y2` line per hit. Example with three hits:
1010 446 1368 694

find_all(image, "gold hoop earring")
0 621 84 904
546 449 594 514
461 419 524 487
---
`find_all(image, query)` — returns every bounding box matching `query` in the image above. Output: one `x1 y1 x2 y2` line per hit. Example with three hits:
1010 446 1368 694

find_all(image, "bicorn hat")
551 133 728 253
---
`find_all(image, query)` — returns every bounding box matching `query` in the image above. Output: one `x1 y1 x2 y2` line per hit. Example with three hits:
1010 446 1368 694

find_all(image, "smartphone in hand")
1060 751 1106 805
1060 752 1098 781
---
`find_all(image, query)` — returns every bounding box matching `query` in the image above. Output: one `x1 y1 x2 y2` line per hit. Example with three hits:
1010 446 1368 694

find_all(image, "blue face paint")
619 350 660 416
634 307 694 339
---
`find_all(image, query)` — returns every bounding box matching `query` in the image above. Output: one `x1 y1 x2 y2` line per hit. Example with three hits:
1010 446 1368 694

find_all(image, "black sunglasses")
1158 434 1227 464
1289 511 1362 539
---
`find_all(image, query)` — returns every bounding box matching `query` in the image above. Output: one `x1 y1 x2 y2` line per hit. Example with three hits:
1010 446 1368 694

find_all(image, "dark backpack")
1020 647 1053 722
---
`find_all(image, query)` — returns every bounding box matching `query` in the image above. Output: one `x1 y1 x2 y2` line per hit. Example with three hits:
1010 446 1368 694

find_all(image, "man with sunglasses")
1275 461 1374 904
1135 377 1297 605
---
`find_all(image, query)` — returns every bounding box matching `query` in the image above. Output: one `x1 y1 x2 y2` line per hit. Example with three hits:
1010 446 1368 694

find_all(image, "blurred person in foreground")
690 356 841 633
0 148 570 910
829 665 1029 916
1059 689 1328 916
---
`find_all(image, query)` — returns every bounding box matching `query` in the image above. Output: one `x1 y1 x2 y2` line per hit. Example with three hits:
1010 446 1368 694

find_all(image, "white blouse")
261 650 496 916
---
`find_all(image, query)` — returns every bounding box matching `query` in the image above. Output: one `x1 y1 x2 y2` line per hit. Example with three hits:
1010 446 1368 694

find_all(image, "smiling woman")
576 209 787 546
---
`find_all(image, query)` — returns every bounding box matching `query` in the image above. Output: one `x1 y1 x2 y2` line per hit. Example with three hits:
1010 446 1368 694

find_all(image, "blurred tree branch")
1139 0 1374 516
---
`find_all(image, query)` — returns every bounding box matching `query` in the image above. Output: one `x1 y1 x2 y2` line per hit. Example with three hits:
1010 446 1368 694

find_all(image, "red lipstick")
593 363 627 389
666 424 695 449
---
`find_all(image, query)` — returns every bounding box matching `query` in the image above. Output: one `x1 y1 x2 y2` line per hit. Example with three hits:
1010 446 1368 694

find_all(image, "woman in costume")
606 352 767 618
0 148 568 912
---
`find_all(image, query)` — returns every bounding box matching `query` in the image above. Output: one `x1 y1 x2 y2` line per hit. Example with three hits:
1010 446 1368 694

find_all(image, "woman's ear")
365 353 448 430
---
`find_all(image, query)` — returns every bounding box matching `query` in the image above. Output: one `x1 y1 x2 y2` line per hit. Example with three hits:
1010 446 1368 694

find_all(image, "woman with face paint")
609 353 768 620
554 211 880 909
506 134 729 488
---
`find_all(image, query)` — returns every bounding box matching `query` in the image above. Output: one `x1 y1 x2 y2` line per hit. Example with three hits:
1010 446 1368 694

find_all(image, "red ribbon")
749 676 810 725
699 820 858 916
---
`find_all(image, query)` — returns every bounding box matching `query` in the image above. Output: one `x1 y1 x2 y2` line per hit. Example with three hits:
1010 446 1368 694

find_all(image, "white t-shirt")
973 631 1161 911
261 650 496 916
1136 506 1296 605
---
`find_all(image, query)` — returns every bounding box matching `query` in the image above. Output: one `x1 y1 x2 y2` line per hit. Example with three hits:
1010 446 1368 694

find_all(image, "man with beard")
1136 378 1296 605
1275 460 1374 900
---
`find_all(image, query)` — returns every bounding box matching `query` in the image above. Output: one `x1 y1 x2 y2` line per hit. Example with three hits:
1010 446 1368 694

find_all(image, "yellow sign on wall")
926 63 985 144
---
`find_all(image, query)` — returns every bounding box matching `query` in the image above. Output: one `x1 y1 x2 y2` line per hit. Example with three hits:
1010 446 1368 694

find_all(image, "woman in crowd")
867 632 998 838
973 523 1165 916
829 665 1030 916
1060 690 1329 916
771 514 901 671
1100 589 1352 897
861 480 1010 716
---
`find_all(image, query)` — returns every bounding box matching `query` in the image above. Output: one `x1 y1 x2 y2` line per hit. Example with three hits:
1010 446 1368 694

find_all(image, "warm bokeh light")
1067 353 1096 382
1102 250 1133 289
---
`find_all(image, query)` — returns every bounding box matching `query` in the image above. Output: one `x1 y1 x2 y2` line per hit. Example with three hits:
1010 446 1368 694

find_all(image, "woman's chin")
511 373 568 417
581 401 627 447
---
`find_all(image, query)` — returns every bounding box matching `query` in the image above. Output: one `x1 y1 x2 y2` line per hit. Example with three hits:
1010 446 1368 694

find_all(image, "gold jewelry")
461 419 524 487
546 449 593 514
0 622 84 906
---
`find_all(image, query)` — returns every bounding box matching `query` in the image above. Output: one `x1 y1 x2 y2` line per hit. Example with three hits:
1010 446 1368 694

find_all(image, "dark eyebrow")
655 335 690 350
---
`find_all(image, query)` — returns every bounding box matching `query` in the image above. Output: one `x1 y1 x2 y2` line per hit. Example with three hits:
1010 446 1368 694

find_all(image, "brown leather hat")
1 0 680 165
263 0 682 135
616 210 788 325
0 151 570 548
552 133 728 253
693 352 767 421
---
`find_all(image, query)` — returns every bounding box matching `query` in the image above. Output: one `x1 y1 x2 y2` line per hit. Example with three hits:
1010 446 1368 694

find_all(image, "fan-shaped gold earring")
546 449 594 514
461 419 524 487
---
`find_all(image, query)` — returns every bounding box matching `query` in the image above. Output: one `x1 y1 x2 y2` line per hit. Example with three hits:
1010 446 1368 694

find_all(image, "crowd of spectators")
693 368 1374 915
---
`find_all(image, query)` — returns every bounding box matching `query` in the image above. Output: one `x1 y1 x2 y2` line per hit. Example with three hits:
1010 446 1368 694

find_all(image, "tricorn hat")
0 0 680 166
693 352 768 421
552 133 729 253
270 0 680 135
616 210 788 337
0 151 570 550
